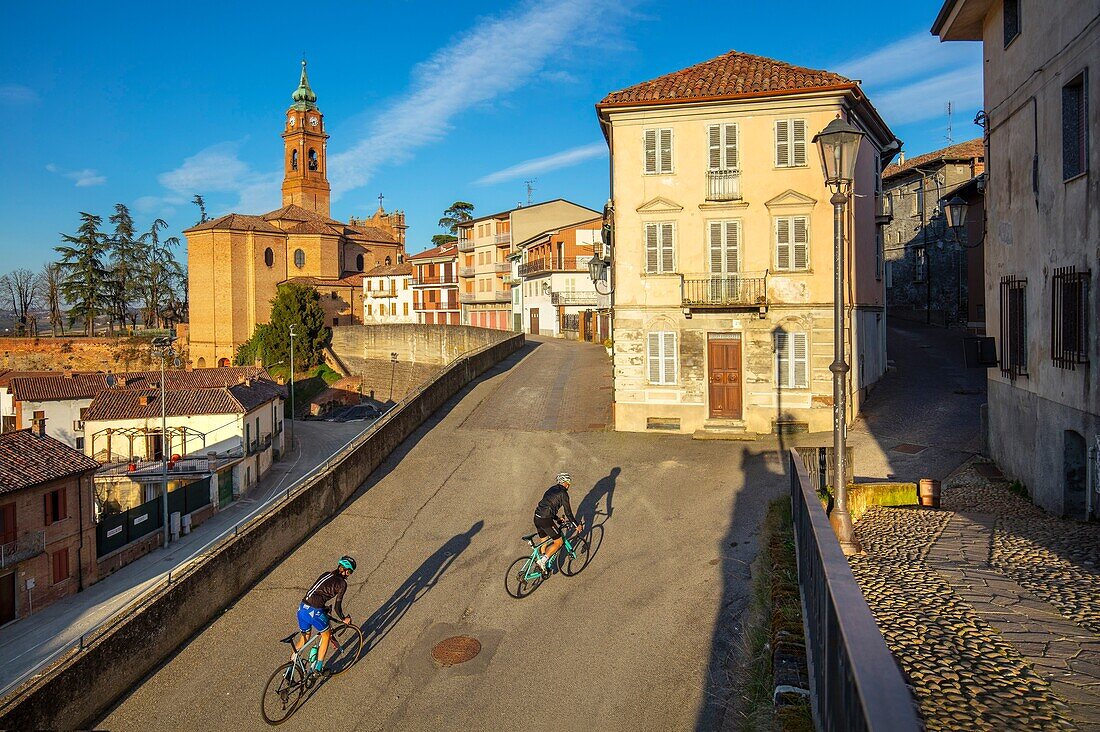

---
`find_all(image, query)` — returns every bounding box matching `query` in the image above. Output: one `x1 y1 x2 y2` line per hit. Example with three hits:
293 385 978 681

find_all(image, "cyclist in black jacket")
293 556 355 673
533 472 583 574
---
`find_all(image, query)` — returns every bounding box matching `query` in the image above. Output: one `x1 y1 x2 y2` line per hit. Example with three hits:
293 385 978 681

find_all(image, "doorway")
1064 430 1087 519
0 572 15 624
708 334 743 419
529 308 540 335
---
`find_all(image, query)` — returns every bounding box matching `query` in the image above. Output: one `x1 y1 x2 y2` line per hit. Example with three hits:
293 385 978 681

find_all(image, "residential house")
457 200 599 331
934 0 1098 517
409 242 460 325
516 217 603 340
0 371 54 433
881 139 986 326
597 50 899 435
0 423 99 623
363 262 415 324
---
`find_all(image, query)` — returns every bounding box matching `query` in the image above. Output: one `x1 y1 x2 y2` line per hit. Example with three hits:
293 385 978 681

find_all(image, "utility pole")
151 336 175 548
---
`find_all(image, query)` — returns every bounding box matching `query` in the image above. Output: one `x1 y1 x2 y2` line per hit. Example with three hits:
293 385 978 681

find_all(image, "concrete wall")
329 323 514 367
0 333 523 730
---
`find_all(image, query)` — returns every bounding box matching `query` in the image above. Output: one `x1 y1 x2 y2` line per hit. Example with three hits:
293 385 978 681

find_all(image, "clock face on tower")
309 117 318 127
288 117 295 127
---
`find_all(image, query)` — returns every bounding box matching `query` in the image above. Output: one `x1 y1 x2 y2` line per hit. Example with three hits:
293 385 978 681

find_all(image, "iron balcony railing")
875 191 893 223
494 233 512 246
551 291 599 306
518 256 591 277
706 169 742 202
1 530 45 568
460 291 511 304
458 265 475 277
366 287 397 298
789 449 921 731
457 238 474 252
414 300 458 311
681 275 767 308
411 274 458 286
492 261 511 273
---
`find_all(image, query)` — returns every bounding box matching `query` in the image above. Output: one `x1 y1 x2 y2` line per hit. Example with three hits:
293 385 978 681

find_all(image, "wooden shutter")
43 493 51 526
792 119 807 166
645 223 659 272
710 221 739 274
708 125 722 170
776 218 791 270
724 124 739 169
709 222 724 273
775 120 790 167
644 129 657 174
662 332 677 384
59 487 67 521
658 129 673 173
776 331 790 387
647 332 662 382
660 223 674 273
792 333 809 388
793 217 809 269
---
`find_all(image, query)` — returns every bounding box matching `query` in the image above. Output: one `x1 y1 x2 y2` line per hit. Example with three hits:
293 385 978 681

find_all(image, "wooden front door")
530 308 539 335
0 572 15 625
708 334 742 419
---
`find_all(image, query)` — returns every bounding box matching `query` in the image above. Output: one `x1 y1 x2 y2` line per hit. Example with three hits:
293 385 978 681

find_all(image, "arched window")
308 149 318 171
290 150 298 171
356 254 364 271
264 248 274 267
218 357 230 367
294 249 305 268
385 256 392 265
196 357 206 368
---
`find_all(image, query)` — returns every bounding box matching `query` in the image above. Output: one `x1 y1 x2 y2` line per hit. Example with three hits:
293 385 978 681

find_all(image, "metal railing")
366 287 397 298
459 291 511 304
492 261 511 273
458 265 475 277
706 169 742 201
875 191 893 223
414 300 458 311
519 256 591 277
457 238 474 252
0 530 45 568
551 291 598 306
494 233 511 245
789 449 920 731
410 274 458 285
681 275 767 307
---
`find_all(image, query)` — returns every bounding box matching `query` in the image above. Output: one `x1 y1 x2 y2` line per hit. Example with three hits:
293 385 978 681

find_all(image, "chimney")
139 395 152 407
898 151 905 165
31 416 46 437
63 371 74 379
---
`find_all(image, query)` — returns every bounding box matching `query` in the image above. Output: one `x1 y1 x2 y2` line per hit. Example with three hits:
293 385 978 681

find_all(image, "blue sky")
0 0 982 271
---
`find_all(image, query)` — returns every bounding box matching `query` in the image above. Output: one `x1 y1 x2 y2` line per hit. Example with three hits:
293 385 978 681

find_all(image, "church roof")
287 220 341 236
291 60 318 112
346 224 398 244
262 204 343 226
185 213 282 234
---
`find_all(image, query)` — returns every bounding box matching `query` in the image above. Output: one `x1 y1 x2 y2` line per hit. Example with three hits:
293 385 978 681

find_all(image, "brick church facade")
185 62 407 367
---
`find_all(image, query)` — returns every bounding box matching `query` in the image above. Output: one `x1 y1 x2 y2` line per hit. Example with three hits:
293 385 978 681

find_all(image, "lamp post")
151 336 175 548
812 117 865 556
288 324 297 442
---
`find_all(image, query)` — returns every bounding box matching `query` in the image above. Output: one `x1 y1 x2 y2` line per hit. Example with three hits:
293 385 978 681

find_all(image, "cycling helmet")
337 556 357 573
555 472 572 487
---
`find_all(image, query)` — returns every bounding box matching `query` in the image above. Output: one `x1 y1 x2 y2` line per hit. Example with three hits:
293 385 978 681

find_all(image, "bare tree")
40 262 64 336
0 269 40 335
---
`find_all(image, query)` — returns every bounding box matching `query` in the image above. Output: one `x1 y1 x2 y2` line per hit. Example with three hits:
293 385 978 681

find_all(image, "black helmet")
338 556 357 573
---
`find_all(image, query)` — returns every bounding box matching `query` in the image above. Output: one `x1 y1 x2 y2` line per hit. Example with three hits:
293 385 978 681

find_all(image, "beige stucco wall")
363 275 416 324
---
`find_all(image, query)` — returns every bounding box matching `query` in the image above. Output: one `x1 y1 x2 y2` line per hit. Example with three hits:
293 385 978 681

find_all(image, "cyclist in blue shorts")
293 556 355 674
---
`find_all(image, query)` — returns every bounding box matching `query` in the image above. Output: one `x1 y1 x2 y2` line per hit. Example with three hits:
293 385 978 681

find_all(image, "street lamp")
150 336 176 548
812 117 865 556
288 324 297 443
943 195 968 231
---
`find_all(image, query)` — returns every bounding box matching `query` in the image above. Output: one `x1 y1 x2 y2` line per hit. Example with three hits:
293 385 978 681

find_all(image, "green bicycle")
260 616 364 725
504 521 591 599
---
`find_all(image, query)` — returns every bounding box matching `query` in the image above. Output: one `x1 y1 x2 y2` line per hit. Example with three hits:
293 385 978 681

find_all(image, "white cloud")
46 162 106 187
872 67 984 125
0 83 39 106
836 32 981 89
328 0 625 198
476 142 606 185
148 140 281 215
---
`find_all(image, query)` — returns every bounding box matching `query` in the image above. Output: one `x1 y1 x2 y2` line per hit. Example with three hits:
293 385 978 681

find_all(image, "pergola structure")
90 425 208 464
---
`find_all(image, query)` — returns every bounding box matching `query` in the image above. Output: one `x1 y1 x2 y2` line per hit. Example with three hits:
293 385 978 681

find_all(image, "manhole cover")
892 443 928 454
431 635 481 667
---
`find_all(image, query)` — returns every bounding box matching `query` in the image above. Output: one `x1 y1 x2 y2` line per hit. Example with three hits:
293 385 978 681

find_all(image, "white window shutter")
793 333 809 388
709 222 723 273
644 129 657 174
660 223 675 273
659 129 673 173
793 217 809 270
708 125 722 170
645 223 659 273
792 119 807 166
662 332 677 384
776 218 791 270
647 333 661 382
775 120 790 167
776 331 790 387
724 124 739 169
726 221 740 273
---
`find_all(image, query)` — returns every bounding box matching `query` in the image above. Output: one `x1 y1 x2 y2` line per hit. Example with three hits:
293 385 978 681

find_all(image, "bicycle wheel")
261 661 305 726
326 622 364 676
504 556 544 599
561 536 591 576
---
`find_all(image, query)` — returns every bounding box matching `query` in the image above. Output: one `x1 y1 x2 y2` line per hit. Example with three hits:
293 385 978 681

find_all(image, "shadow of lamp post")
812 117 865 556
389 352 398 401
150 336 176 548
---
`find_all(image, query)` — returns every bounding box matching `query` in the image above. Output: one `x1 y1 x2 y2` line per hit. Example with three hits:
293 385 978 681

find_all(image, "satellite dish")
105 374 117 388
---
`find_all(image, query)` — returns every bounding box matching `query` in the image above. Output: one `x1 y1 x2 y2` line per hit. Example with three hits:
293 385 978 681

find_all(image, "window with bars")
1062 71 1088 181
1000 276 1028 379
643 128 674 174
646 332 678 385
774 216 809 271
645 222 676 274
1004 0 1020 46
775 331 809 389
1051 266 1090 369
775 119 808 167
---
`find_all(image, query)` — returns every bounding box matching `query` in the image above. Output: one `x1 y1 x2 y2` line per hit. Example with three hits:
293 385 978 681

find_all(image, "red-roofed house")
409 242 460 325
363 262 415 324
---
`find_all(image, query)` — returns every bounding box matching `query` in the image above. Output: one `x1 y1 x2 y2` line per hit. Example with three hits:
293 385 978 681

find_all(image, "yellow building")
185 62 407 367
597 50 899 435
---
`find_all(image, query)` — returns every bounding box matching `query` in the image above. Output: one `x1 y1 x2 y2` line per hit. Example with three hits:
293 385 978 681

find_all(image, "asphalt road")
102 337 782 731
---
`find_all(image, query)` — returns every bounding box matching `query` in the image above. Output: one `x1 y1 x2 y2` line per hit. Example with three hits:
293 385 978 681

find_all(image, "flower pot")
918 478 941 508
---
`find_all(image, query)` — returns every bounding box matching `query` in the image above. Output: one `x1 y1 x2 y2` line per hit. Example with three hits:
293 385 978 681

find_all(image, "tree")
136 218 185 328
55 212 110 336
235 283 329 369
437 201 475 234
107 203 142 331
4 269 41 335
40 263 64 336
431 234 458 247
192 194 208 225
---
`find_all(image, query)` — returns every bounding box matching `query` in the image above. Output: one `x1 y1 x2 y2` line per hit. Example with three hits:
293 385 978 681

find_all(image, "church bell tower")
281 60 331 217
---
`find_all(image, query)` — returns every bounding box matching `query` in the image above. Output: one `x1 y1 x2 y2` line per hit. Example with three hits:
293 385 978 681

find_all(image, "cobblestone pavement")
849 463 1100 730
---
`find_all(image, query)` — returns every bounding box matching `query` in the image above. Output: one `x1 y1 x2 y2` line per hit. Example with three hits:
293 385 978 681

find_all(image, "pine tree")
137 218 184 328
108 203 141 331
55 212 110 336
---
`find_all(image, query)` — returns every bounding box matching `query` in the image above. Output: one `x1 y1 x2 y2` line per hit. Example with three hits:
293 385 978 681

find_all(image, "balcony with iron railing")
460 291 512 304
494 232 512 246
551 291 599 306
682 274 768 309
367 287 397 298
410 274 458 286
457 238 474 252
706 169 742 202
492 261 511 273
1 530 45 568
414 300 459 311
875 191 893 224
458 265 475 277
518 256 592 277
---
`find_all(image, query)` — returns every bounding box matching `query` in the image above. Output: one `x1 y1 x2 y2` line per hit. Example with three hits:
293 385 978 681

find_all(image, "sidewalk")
0 420 366 696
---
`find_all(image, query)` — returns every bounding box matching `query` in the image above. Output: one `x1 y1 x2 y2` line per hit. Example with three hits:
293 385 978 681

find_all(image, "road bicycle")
504 521 591 599
260 614 364 725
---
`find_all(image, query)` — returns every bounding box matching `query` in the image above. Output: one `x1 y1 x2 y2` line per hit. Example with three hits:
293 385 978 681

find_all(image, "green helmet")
338 556 356 573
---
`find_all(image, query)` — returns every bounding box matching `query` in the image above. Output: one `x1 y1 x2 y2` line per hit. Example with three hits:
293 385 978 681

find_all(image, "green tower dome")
291 60 318 111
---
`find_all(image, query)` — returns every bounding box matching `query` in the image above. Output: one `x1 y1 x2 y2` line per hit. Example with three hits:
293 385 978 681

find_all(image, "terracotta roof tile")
0 430 99 493
186 213 283 233
407 242 458 261
345 225 398 244
883 138 985 179
364 262 413 277
599 50 853 107
286 220 342 236
261 204 343 225
84 379 284 422
10 366 267 403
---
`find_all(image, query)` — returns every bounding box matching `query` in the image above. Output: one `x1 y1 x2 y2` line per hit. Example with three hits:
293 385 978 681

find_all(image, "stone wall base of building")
613 400 835 435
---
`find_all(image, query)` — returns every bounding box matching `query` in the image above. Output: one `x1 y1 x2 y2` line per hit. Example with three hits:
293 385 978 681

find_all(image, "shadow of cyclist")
359 520 483 656
572 467 619 568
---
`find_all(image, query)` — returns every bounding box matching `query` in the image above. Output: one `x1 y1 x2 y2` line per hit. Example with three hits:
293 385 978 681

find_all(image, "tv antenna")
945 101 955 145
524 179 537 206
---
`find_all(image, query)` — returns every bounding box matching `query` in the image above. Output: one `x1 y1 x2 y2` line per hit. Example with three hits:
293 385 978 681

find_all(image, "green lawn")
268 363 342 417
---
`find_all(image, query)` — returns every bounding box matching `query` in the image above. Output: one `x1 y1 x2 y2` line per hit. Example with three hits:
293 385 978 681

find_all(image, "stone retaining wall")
0 333 524 730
